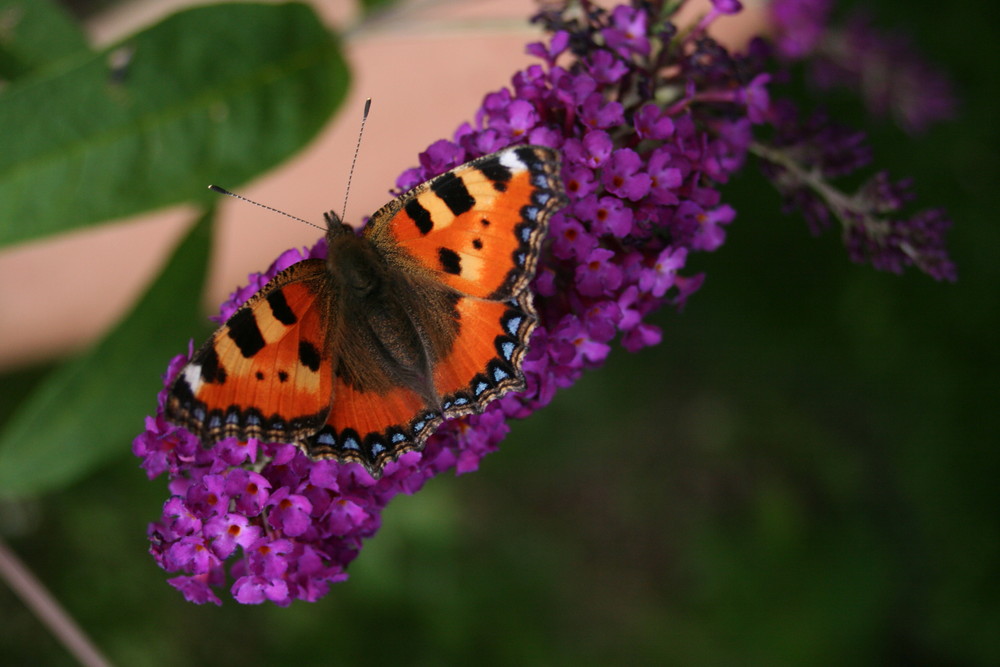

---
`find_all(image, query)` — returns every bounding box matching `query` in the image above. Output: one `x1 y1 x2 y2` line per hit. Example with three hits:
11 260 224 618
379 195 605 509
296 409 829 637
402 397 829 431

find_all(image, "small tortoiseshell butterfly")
165 146 565 478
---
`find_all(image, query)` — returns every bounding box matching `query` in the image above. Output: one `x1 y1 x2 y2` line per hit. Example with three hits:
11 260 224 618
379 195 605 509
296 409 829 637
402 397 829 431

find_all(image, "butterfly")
165 145 565 478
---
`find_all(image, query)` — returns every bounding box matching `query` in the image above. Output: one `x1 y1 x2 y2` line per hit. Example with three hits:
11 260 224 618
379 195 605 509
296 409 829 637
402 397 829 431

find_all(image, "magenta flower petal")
266 488 313 537
205 513 261 559
168 574 223 606
602 149 652 201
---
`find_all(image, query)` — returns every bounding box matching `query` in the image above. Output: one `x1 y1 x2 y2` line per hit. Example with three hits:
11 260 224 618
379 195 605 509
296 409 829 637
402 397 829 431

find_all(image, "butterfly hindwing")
432 295 537 412
166 260 335 444
305 376 442 472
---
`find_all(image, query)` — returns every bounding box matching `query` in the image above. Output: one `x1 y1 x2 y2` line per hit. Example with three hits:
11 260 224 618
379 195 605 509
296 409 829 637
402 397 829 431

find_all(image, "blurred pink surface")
0 0 765 370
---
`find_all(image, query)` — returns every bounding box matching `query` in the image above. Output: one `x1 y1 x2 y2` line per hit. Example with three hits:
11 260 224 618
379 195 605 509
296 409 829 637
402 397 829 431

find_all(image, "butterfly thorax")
324 226 443 407
326 228 384 296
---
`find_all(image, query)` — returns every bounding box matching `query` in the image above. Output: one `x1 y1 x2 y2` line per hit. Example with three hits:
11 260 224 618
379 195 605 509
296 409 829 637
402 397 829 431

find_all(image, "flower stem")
748 139 893 239
0 537 113 667
748 140 847 211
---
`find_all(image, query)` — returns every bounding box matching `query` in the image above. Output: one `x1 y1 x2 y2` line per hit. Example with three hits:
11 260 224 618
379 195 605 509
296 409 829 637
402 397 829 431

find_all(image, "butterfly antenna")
341 97 372 224
207 185 326 232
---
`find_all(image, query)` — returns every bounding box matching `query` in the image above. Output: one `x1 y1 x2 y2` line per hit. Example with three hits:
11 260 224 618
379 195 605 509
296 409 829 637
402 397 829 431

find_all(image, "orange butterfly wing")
366 146 555 300
305 146 564 474
165 260 335 444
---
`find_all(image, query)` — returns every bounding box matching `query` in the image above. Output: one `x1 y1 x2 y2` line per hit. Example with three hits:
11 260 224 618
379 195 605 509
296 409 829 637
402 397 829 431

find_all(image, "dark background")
2 0 996 664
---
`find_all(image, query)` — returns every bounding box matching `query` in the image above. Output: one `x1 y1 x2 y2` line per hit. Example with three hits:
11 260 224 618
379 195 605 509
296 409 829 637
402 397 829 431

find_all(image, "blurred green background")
1 0 997 664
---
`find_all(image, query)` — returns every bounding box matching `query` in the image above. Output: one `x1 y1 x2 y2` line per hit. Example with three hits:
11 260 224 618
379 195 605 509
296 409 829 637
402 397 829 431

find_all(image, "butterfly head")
323 210 355 237
321 209 390 299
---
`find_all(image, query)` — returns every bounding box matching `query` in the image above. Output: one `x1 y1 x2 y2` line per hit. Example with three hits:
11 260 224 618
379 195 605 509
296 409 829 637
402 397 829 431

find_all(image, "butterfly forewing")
166 260 335 444
366 146 563 301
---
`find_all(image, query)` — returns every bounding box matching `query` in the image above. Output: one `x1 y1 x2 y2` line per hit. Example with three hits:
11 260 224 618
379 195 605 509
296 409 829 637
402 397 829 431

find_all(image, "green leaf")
0 2 348 247
0 0 89 79
0 208 214 499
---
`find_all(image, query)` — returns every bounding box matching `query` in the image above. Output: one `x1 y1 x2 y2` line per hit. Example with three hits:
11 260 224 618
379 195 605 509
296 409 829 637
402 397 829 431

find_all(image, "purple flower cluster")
134 0 957 605
753 101 957 281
